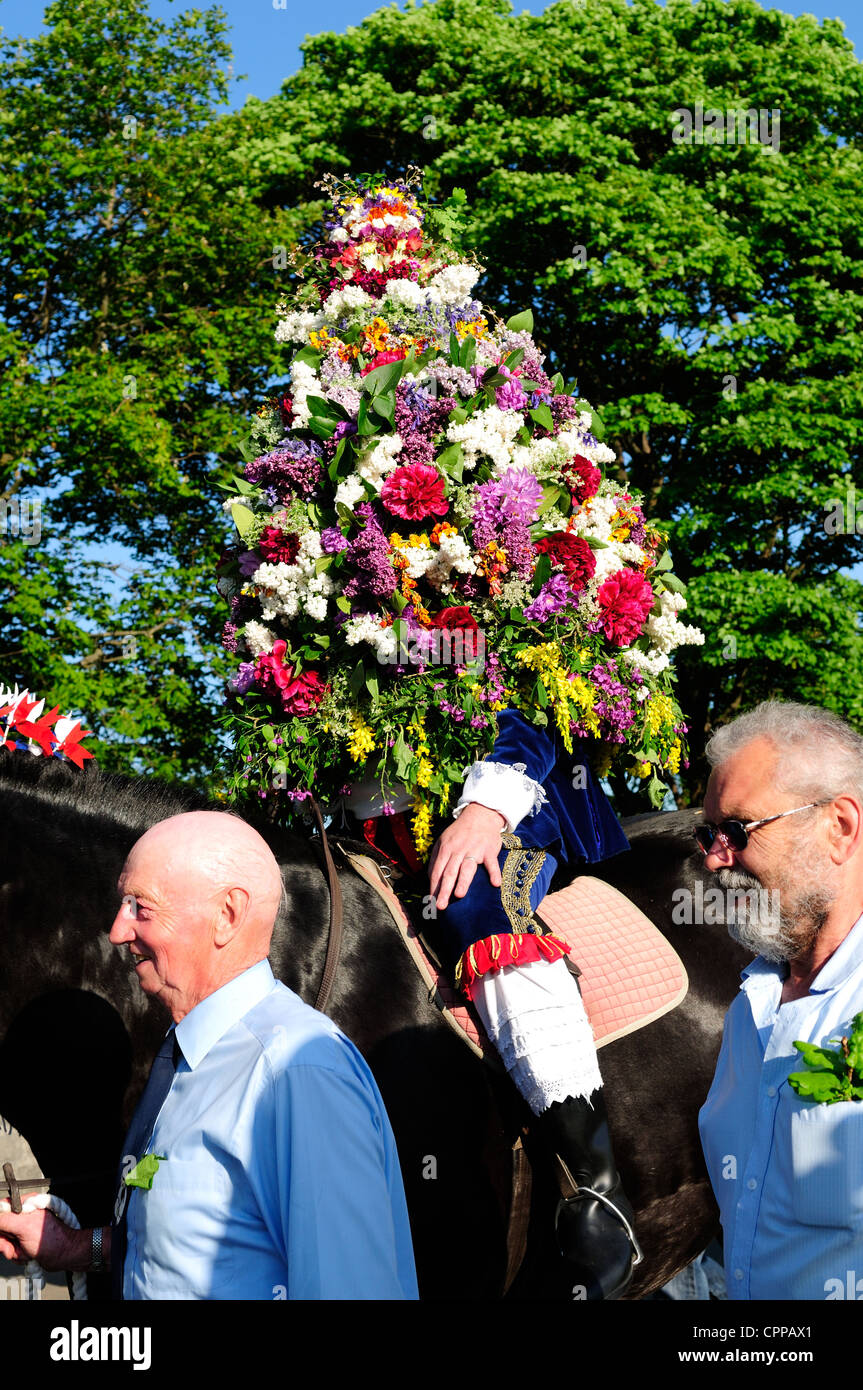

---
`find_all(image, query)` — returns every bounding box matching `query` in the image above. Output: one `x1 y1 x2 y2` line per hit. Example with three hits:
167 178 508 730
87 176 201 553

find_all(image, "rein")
309 798 344 1014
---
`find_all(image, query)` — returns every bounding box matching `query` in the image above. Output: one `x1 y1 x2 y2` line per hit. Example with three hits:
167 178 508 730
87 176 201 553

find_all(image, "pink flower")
254 640 328 716
381 463 448 521
596 569 655 646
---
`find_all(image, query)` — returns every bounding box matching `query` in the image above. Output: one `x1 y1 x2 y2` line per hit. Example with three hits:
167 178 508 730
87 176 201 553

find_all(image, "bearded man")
696 701 863 1299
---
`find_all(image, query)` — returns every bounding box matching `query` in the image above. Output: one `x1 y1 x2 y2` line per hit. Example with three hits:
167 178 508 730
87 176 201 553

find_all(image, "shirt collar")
740 911 863 994
175 959 275 1070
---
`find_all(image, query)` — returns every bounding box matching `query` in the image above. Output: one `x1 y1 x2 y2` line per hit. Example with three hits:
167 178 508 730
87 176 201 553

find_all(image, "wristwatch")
90 1225 105 1273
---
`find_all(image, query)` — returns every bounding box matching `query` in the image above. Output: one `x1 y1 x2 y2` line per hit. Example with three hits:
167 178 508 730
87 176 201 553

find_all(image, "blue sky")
1 0 860 109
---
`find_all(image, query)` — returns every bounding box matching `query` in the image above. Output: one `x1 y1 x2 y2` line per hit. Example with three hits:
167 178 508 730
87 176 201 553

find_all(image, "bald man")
0 811 418 1300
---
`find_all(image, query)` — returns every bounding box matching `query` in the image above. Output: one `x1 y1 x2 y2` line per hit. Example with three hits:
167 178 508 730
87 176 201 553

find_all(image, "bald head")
110 811 285 1021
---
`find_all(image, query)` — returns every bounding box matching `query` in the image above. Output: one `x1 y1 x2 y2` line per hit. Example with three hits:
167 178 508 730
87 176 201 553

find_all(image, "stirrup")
555 1181 644 1269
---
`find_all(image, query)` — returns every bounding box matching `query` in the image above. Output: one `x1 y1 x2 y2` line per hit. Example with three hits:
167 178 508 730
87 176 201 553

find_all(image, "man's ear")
828 795 863 865
214 886 250 945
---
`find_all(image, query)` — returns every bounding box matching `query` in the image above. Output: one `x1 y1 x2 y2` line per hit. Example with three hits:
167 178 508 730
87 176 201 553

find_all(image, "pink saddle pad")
536 876 688 1046
343 852 688 1057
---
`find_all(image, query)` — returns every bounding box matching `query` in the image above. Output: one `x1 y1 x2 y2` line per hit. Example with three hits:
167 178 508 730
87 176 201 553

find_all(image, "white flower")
425 532 477 588
251 532 334 624
426 263 481 307
329 226 349 244
243 621 276 656
322 285 374 318
446 406 524 471
343 615 399 664
384 280 425 310
221 495 247 512
357 433 403 490
335 473 367 509
274 309 324 344
288 360 320 429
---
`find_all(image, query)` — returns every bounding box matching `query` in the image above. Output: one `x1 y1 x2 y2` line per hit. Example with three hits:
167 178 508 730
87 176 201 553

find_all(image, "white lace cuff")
452 759 548 834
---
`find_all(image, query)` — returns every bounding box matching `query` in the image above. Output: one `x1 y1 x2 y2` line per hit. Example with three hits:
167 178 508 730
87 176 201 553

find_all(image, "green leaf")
291 346 323 370
787 1071 846 1103
529 404 554 432
124 1154 166 1190
230 503 256 540
505 309 534 333
365 670 379 700
846 1013 863 1075
449 331 461 362
792 1040 846 1076
348 661 365 697
460 335 477 369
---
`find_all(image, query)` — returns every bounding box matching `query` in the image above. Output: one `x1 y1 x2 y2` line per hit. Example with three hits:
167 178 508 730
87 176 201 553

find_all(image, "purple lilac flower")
344 507 397 600
332 420 358 441
245 439 323 498
230 662 256 695
394 382 456 468
238 550 260 578
221 622 239 653
495 368 528 412
321 526 349 555
524 573 574 622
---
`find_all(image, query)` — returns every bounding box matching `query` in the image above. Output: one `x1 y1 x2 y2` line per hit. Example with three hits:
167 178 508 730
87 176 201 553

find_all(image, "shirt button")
747 1178 757 1190
767 1085 776 1097
734 1269 744 1281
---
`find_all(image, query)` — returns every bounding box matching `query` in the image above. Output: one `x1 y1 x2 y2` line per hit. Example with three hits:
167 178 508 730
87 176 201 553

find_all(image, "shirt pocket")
789 1098 863 1229
136 1158 241 1298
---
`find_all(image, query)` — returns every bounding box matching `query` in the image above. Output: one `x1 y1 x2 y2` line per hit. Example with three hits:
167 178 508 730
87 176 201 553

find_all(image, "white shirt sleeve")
451 759 548 834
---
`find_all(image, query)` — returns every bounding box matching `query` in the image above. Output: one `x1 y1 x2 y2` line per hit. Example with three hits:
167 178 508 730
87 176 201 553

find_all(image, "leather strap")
310 797 344 1015
503 1134 532 1295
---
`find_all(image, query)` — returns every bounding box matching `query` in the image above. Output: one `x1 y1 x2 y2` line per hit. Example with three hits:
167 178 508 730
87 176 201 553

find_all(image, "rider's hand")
428 802 506 911
0 1207 97 1271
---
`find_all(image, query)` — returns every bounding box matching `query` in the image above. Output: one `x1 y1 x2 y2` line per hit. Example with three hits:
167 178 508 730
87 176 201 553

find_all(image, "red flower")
254 641 327 717
381 463 448 521
596 569 655 646
431 605 479 634
258 527 300 566
534 534 596 593
563 454 602 506
360 349 407 377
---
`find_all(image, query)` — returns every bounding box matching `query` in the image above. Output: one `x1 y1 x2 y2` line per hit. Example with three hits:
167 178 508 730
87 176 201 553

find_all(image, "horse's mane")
0 748 210 835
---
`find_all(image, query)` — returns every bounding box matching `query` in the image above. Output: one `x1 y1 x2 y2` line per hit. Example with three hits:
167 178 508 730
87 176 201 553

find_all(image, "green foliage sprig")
788 1013 863 1104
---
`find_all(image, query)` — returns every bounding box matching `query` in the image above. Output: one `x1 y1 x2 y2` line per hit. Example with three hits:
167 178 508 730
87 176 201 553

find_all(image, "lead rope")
309 797 344 1015
0 1193 88 1300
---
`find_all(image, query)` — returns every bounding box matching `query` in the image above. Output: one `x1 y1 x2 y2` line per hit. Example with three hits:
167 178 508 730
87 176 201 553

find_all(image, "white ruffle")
471 958 602 1115
452 760 547 833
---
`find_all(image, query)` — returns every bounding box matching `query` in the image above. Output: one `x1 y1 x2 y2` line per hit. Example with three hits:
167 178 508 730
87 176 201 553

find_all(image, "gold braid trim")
499 832 548 937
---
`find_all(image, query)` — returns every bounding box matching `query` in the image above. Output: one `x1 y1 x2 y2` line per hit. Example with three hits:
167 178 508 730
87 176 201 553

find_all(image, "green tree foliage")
0 0 302 780
3 0 861 801
231 0 863 800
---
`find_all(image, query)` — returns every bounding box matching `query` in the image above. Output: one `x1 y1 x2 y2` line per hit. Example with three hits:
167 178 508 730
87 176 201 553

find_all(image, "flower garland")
0 686 94 766
217 169 703 850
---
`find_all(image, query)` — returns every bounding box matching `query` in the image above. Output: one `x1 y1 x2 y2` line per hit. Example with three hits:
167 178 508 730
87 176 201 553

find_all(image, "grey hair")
705 701 863 804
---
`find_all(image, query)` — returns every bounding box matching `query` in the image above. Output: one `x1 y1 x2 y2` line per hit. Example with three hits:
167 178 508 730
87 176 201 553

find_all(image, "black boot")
539 1090 641 1300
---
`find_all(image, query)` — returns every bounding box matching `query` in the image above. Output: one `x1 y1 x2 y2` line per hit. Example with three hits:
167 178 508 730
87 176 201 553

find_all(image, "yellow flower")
645 693 675 738
416 757 433 788
412 799 434 860
454 316 488 340
347 712 375 763
309 327 332 351
667 741 682 776
362 316 390 352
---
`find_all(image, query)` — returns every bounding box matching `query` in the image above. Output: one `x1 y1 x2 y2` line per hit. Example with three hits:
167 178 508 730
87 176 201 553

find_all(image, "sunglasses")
693 800 831 855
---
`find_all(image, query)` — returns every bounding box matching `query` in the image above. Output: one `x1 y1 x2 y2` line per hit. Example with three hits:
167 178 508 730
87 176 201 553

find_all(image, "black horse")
0 751 747 1299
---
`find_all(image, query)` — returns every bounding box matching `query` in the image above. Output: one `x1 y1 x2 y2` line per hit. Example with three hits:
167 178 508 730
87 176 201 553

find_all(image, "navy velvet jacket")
483 708 630 869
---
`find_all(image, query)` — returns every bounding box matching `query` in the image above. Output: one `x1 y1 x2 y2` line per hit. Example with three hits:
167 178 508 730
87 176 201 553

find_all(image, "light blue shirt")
123 959 418 1300
699 913 863 1300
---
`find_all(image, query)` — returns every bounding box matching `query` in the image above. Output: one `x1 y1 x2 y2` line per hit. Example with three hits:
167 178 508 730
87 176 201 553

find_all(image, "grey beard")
716 867 834 964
